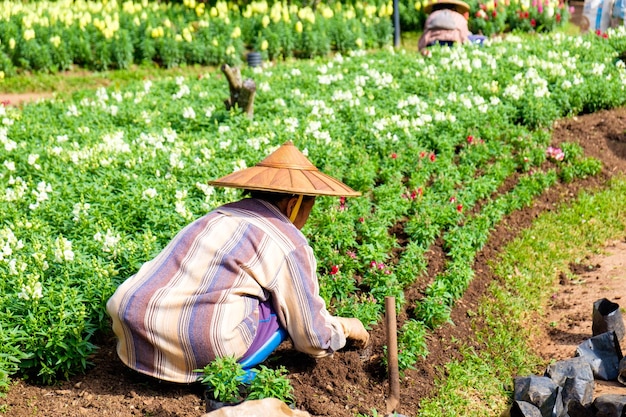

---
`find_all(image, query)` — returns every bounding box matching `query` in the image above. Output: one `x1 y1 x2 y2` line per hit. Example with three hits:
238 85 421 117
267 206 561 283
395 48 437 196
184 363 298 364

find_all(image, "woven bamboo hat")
423 0 470 14
208 141 361 197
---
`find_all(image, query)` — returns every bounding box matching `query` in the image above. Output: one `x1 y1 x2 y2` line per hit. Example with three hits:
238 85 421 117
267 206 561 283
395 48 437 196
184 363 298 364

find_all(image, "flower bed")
0 0 393 75
0 27 625 387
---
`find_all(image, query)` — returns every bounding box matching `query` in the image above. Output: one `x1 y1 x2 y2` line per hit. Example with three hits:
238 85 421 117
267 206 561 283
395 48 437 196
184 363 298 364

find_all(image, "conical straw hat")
208 141 361 197
423 0 470 14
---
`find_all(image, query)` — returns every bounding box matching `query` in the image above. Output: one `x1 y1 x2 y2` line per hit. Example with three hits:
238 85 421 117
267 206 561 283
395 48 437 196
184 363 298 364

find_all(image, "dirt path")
0 93 55 106
532 238 626 398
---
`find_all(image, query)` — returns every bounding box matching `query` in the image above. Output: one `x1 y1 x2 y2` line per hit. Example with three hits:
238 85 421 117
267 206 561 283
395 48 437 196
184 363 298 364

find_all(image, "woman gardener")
106 141 369 383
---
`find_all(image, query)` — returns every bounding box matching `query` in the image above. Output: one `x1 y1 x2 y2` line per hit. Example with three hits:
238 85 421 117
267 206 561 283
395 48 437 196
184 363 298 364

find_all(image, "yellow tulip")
295 20 303 32
50 35 61 48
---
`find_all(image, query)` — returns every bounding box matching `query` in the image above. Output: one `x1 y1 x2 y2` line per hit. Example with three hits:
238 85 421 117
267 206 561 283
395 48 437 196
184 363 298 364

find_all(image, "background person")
106 141 370 384
418 0 486 55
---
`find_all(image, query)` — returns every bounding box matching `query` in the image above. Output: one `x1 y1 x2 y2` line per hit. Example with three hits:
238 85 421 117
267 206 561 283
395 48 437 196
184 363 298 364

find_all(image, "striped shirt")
106 198 346 383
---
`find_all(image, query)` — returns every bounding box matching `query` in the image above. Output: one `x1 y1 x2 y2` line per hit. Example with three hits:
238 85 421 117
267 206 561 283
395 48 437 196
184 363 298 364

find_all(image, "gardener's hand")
336 317 369 349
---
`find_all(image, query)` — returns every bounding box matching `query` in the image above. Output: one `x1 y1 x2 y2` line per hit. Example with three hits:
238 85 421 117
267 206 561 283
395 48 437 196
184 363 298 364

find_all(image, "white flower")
33 181 52 203
183 106 196 119
102 131 130 153
205 105 216 118
3 160 15 171
284 117 299 133
233 159 247 172
28 154 41 169
94 229 121 254
142 188 157 199
196 182 215 200
18 281 43 301
173 84 191 99
66 104 80 117
170 152 185 169
54 236 74 262
163 128 177 142
72 202 91 221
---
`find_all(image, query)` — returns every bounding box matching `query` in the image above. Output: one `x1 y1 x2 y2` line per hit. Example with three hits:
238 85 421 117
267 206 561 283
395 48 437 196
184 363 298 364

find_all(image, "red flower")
531 18 536 27
555 13 561 22
449 196 457 203
419 151 427 159
456 204 463 213
358 217 365 223
390 153 397 159
429 153 436 162
492 10 497 17
330 265 340 275
467 135 474 144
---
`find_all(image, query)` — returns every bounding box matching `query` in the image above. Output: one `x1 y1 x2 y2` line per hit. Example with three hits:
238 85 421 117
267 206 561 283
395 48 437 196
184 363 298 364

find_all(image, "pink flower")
347 250 357 259
546 146 564 161
449 196 457 203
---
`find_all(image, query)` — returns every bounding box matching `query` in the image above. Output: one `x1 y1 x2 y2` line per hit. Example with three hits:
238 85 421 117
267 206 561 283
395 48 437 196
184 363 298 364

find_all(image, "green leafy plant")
246 365 295 403
195 356 247 403
195 358 295 405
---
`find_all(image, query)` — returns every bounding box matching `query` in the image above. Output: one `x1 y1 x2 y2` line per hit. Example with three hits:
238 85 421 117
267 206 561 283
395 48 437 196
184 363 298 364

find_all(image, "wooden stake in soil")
385 296 400 414
221 64 256 118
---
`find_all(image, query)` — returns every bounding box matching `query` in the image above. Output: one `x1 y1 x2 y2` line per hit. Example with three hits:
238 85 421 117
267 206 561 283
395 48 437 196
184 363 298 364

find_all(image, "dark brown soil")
2 103 626 416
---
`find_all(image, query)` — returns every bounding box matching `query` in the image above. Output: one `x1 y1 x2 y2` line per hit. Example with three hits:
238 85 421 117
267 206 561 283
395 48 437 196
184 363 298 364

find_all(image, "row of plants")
1 25 626 390
0 0 573 78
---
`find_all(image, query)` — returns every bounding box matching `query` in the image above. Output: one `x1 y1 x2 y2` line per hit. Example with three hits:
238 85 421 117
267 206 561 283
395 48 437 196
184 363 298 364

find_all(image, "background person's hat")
208 141 361 197
423 0 470 14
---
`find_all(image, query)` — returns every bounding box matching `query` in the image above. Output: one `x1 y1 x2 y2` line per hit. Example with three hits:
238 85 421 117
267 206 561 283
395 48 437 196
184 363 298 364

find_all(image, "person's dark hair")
432 3 459 12
246 190 315 205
